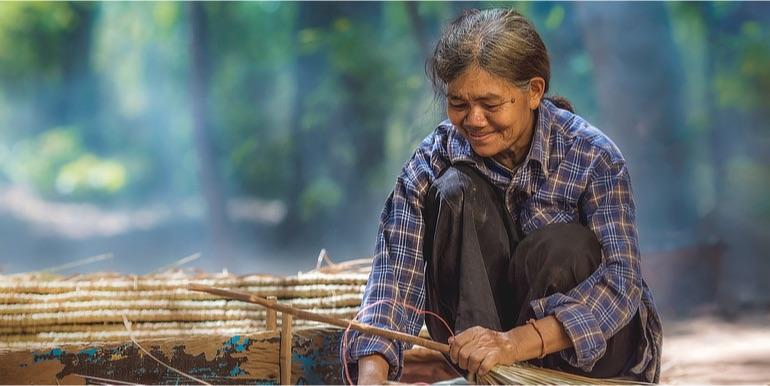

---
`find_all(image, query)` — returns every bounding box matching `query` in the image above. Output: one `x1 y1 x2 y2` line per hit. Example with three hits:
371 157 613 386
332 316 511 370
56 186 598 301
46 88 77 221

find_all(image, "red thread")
341 299 454 385
527 318 547 359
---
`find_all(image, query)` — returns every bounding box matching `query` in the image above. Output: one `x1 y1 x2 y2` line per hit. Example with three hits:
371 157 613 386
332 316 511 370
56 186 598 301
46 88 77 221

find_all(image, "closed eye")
483 103 505 111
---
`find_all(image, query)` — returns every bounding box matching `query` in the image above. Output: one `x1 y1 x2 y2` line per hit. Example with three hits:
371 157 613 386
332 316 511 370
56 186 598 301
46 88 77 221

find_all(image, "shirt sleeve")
531 157 642 372
341 143 437 384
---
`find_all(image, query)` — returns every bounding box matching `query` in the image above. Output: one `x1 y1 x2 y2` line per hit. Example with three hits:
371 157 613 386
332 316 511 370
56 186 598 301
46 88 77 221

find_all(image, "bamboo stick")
188 283 450 355
280 313 293 385
266 296 278 331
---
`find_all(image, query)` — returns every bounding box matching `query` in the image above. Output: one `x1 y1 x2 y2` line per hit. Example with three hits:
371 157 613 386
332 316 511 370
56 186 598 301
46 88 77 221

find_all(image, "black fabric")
422 164 641 379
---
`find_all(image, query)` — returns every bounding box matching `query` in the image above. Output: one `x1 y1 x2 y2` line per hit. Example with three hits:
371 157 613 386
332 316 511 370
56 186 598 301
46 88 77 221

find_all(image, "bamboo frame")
188 283 450 355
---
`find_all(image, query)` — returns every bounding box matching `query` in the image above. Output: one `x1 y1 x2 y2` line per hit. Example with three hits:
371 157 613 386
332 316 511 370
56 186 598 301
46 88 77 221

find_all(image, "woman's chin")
470 145 500 158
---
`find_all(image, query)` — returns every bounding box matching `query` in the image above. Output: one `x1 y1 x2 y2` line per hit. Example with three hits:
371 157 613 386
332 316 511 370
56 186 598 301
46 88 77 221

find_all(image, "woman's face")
446 67 543 168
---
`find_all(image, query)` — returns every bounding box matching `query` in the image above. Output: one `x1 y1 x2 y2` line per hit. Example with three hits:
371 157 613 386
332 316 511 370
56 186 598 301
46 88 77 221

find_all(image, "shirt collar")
524 99 555 179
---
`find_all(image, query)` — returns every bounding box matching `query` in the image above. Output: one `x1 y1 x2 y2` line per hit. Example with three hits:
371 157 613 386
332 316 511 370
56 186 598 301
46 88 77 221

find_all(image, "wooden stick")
187 283 450 355
280 313 292 385
266 296 278 331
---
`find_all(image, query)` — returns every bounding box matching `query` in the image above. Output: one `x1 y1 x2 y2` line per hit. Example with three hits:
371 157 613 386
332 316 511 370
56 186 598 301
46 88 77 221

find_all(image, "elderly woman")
343 8 662 385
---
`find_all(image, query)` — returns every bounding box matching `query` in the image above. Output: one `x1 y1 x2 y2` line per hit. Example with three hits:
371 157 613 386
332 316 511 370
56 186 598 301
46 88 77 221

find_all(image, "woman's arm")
343 131 447 384
357 354 390 385
531 159 642 370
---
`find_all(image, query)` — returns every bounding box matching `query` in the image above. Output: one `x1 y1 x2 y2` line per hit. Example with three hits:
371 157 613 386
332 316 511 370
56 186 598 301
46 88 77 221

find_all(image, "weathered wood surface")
0 326 344 385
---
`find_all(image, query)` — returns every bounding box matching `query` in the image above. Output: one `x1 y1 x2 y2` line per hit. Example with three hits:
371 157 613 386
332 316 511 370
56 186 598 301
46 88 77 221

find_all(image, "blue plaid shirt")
343 99 662 383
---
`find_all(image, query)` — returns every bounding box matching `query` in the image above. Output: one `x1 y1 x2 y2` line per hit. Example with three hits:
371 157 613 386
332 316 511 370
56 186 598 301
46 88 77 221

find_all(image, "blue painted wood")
1 327 345 385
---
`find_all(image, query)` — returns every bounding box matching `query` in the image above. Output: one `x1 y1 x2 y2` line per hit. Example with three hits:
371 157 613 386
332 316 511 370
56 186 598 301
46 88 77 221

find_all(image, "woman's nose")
465 106 486 127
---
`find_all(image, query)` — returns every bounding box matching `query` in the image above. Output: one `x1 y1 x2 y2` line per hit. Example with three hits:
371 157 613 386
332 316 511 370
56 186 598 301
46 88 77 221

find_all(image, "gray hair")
426 8 574 112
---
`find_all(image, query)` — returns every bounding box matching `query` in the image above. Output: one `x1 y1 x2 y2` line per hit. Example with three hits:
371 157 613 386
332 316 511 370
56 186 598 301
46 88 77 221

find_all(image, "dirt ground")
659 308 770 384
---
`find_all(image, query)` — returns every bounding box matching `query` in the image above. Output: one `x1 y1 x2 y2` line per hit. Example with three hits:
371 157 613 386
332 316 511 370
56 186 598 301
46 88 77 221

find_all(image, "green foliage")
57 155 127 196
299 177 343 222
0 2 78 81
726 156 770 220
0 128 128 201
544 4 565 30
715 21 770 111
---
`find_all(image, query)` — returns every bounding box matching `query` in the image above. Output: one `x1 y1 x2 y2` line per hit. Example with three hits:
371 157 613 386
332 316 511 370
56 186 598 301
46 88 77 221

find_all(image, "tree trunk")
60 3 99 138
282 2 359 244
188 2 233 263
405 2 430 60
575 2 697 250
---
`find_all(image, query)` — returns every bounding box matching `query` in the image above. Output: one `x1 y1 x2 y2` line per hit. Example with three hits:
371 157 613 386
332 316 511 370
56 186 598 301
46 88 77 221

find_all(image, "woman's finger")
467 348 490 375
449 327 479 364
477 351 499 376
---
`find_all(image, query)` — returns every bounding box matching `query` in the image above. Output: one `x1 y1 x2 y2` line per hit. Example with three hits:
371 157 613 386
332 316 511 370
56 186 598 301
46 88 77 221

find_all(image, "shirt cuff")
343 331 404 384
532 293 607 372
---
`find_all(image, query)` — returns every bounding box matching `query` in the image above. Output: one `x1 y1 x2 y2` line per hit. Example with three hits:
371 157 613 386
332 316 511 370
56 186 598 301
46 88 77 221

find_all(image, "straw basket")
0 269 368 350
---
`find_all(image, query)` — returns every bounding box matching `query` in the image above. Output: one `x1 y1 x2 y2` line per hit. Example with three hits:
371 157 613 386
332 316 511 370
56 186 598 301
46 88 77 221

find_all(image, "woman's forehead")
447 67 516 98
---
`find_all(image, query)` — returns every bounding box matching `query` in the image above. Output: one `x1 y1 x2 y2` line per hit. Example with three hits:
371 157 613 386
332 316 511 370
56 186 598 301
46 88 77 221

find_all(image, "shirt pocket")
520 192 579 235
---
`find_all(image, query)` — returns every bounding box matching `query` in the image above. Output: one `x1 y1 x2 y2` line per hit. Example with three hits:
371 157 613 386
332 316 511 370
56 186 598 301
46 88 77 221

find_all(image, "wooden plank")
0 326 345 385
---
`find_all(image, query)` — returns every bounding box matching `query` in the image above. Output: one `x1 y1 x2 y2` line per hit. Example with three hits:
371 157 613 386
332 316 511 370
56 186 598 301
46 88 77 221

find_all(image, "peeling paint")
4 328 346 385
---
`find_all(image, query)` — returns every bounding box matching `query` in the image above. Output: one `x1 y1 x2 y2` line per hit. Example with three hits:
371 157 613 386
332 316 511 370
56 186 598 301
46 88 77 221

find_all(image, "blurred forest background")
0 1 768 319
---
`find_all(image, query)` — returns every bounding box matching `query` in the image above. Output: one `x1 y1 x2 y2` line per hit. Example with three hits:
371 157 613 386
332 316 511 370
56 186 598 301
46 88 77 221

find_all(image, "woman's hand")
448 317 574 377
447 326 520 376
357 353 389 385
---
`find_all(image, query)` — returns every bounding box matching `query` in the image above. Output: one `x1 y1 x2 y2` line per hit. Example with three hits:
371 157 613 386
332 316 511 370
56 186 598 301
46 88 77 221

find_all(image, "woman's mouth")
468 131 494 141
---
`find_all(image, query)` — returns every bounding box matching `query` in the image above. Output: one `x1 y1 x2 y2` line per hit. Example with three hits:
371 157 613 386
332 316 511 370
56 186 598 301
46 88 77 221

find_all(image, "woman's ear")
528 77 546 109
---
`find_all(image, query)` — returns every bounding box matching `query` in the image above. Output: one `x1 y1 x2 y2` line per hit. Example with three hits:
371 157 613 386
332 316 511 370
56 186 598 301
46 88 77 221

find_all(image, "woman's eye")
449 103 467 110
484 103 503 110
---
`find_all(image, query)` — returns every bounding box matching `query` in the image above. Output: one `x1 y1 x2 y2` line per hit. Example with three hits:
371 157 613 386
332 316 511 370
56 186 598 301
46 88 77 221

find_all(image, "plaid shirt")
343 99 662 383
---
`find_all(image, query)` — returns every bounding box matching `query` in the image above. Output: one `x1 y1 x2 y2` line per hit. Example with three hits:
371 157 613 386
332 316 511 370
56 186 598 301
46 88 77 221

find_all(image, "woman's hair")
426 8 574 113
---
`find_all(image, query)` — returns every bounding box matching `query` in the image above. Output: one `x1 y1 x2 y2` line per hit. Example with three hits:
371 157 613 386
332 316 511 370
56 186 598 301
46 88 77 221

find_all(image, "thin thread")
121 314 212 385
341 299 454 385
527 318 547 359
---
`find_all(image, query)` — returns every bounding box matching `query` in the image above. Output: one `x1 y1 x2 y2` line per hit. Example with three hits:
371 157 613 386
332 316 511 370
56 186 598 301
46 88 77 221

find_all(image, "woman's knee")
428 164 496 214
429 167 471 214
513 222 603 288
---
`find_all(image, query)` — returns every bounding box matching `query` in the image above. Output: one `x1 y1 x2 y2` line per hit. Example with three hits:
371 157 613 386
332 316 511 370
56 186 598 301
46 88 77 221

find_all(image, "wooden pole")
188 283 450 355
280 313 293 385
266 296 278 331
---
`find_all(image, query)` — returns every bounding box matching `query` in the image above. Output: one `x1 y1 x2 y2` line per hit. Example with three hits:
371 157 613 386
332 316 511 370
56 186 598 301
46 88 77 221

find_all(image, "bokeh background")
0 1 768 321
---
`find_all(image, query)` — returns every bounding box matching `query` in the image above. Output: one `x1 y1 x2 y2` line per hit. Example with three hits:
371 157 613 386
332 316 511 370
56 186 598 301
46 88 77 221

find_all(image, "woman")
343 8 662 384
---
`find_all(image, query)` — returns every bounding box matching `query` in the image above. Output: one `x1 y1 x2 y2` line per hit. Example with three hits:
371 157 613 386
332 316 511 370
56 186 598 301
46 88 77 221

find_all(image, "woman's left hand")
447 326 519 376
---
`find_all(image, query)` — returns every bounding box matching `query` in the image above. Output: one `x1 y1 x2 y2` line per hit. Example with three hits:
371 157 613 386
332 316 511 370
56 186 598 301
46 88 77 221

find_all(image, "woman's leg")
422 164 519 345
508 222 642 378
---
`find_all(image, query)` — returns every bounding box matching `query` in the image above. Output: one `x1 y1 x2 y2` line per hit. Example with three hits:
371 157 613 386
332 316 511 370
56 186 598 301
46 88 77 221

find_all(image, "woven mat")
0 266 370 349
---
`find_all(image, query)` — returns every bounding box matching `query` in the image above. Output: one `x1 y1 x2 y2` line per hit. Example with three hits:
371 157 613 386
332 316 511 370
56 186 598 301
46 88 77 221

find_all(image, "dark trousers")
422 164 640 378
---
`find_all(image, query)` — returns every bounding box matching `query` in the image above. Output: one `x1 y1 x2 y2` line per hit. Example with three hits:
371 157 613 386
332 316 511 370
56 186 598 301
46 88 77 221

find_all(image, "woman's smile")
468 130 495 141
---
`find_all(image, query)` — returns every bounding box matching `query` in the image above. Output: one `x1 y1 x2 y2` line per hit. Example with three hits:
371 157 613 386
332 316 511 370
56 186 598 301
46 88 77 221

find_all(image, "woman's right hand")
357 353 389 385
